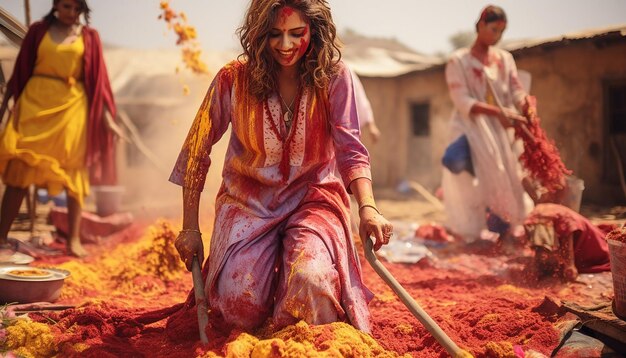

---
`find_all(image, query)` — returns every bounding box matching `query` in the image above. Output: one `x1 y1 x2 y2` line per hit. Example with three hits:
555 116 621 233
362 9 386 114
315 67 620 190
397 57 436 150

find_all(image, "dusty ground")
2 184 625 357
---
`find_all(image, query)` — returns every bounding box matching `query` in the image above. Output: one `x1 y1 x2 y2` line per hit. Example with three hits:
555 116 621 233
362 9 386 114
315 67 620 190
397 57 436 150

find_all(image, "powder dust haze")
102 48 232 222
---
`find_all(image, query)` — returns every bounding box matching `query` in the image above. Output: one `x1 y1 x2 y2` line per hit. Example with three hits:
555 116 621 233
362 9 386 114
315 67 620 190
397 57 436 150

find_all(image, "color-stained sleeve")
506 51 528 110
329 62 372 190
445 53 477 119
169 66 233 191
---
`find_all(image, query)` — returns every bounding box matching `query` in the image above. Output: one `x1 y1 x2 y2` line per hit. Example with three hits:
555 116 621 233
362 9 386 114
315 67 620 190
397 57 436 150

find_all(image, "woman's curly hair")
237 0 341 99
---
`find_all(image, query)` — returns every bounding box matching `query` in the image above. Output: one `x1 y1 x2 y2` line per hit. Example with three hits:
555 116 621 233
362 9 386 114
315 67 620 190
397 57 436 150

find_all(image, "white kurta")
442 47 532 238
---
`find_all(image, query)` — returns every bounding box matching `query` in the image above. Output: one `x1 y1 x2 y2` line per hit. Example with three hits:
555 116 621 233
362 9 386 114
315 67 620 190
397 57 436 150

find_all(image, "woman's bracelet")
359 204 381 215
180 229 202 235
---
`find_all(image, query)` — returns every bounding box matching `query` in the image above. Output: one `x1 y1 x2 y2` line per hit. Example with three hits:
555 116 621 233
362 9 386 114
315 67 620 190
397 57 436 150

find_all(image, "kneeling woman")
171 0 392 333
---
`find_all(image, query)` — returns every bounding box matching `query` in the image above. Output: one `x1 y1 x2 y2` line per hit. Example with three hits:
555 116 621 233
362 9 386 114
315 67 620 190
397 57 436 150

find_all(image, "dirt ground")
2 184 625 357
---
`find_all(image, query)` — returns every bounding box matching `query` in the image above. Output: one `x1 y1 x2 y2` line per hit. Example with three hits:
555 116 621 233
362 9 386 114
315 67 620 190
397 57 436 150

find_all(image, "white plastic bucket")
608 239 626 320
562 176 584 213
93 186 125 217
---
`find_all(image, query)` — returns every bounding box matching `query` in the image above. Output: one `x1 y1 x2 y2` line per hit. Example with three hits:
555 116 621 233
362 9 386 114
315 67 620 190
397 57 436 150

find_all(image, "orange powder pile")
53 220 189 306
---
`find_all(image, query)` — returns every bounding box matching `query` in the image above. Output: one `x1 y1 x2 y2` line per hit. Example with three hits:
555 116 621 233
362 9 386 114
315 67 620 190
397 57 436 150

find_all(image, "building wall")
514 39 626 203
361 70 450 191
362 38 626 204
359 77 405 187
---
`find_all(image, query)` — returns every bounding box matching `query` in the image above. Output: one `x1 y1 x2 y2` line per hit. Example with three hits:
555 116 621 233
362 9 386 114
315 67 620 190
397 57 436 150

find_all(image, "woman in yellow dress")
0 0 117 258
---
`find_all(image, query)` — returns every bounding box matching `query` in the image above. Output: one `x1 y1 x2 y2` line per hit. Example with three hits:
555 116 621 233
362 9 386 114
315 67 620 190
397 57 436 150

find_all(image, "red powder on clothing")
515 97 571 194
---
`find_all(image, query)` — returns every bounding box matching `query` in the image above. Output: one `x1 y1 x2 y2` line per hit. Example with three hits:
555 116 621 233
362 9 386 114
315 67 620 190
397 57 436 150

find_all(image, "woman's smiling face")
268 6 311 69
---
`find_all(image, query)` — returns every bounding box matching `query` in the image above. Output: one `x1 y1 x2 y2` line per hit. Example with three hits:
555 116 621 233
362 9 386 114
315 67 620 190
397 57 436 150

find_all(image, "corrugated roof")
503 24 626 53
343 46 444 78
340 31 444 78
345 24 626 78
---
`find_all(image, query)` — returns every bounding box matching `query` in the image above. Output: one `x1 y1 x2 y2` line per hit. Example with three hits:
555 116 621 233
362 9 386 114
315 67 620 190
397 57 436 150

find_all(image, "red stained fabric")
514 97 571 194
525 203 611 273
414 223 452 243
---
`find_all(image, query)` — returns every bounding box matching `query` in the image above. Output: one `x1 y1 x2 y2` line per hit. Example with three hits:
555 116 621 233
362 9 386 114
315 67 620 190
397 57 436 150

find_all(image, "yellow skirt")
0 77 89 207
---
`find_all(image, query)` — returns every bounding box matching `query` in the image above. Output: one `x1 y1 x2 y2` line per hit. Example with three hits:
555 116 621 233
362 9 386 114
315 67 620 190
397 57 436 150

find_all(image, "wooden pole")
24 0 31 26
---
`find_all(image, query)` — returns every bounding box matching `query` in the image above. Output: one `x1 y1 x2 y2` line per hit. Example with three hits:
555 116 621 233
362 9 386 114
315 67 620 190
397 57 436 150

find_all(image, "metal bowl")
0 266 70 304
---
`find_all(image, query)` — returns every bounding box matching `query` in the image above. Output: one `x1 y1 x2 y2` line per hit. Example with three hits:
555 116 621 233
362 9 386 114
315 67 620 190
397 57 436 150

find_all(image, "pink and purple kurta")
170 60 374 332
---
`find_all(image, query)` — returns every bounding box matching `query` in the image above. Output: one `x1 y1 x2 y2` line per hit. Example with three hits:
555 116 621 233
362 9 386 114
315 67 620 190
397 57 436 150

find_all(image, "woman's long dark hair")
43 0 91 25
237 0 341 99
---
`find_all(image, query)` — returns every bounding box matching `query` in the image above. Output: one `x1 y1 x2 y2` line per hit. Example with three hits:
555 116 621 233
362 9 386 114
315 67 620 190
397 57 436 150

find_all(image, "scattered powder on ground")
3 219 613 357
4 318 56 358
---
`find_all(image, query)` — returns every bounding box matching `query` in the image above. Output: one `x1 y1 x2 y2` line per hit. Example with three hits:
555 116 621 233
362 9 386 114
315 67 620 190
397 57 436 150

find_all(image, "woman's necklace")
278 92 296 131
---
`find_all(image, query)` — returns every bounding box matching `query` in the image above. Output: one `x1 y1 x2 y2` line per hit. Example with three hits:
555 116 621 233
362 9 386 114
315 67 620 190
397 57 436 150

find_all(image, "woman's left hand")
522 95 538 124
358 207 393 251
103 110 129 141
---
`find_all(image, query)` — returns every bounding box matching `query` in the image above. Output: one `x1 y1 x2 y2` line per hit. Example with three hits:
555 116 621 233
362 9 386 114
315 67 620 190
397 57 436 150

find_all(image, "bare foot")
563 265 578 282
0 241 34 264
67 238 88 258
0 242 16 261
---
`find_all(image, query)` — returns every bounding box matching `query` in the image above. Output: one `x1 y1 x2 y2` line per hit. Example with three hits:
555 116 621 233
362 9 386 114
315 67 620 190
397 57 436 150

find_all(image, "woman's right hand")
174 230 204 271
359 207 393 251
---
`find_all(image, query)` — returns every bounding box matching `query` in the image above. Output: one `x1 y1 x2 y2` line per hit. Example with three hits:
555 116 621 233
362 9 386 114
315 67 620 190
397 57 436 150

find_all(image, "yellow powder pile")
57 261 103 300
483 341 517 358
203 321 409 358
4 318 57 358
58 219 188 303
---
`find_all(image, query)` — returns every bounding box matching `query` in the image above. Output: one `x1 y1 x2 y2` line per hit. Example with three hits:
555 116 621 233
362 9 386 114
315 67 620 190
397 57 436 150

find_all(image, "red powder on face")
515 97 571 194
278 6 296 26
297 26 310 57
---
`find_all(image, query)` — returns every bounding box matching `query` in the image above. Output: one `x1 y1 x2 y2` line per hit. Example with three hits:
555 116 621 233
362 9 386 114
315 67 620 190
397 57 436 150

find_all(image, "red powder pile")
364 256 561 357
414 223 452 243
515 96 571 194
9 219 614 357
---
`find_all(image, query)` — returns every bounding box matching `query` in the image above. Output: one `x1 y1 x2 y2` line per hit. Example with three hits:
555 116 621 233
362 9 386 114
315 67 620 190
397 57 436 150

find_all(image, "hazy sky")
2 1 626 55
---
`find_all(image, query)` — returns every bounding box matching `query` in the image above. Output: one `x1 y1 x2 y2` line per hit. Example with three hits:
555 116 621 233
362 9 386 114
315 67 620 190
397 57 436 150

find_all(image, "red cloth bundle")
515 96 571 193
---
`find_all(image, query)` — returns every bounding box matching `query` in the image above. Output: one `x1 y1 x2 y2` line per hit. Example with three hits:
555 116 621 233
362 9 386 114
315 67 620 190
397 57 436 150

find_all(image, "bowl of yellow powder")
0 266 70 303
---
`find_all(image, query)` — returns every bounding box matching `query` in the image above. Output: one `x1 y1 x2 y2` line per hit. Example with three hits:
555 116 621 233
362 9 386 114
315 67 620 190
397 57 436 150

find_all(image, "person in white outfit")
351 69 381 143
441 5 536 240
